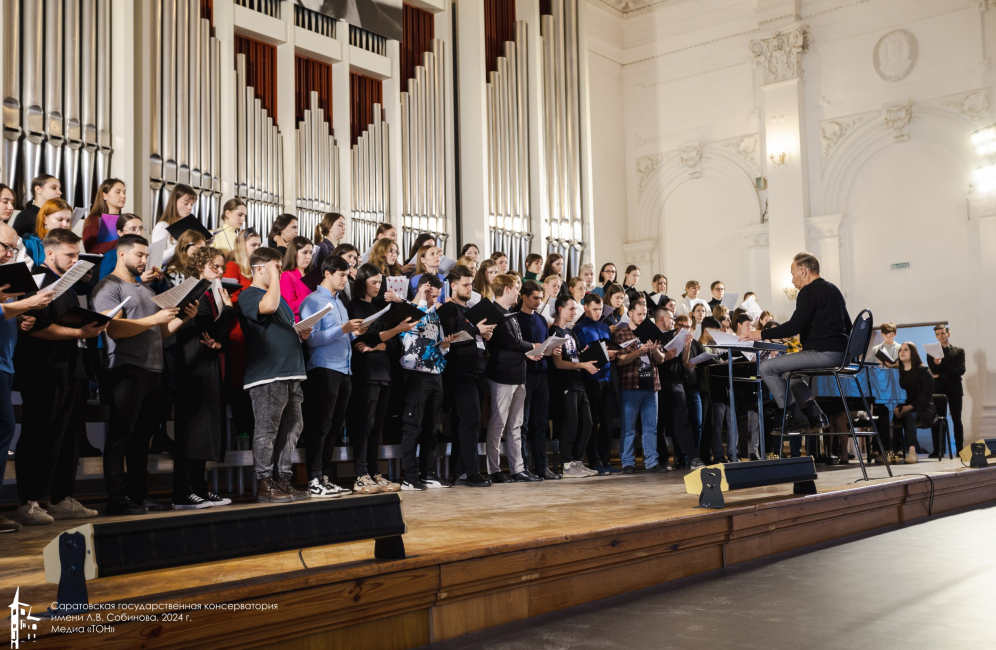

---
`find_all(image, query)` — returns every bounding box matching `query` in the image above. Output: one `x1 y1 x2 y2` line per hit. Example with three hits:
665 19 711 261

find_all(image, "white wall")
584 0 996 436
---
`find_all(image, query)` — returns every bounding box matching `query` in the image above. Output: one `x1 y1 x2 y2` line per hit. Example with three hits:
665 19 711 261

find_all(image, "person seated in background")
894 342 935 464
707 281 725 310
712 305 731 332
523 253 543 281
756 310 773 330
677 280 702 316
871 322 900 368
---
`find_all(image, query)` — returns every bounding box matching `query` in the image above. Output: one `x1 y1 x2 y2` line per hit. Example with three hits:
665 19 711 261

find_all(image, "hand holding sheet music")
151 277 209 310
449 331 475 344
924 342 944 359
688 352 716 366
47 260 95 299
294 303 332 333
664 328 692 353
147 238 167 270
361 304 391 326
526 334 569 359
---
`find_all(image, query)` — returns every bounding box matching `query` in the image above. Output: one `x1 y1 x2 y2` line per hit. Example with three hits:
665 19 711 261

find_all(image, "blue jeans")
0 371 13 488
620 389 658 469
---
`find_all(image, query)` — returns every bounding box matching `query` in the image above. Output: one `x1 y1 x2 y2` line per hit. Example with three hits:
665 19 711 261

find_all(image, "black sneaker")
749 452 761 461
622 466 636 474
106 497 148 516
488 471 512 484
173 494 212 510
201 491 232 506
401 478 428 491
464 473 493 487
453 474 469 486
647 463 672 473
421 473 452 488
141 497 173 512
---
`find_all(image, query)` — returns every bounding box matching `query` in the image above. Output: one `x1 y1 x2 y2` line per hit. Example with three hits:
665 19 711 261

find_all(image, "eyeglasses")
0 242 17 254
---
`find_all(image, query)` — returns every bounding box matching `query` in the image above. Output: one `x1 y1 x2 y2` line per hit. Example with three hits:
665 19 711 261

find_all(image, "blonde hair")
682 280 700 298
369 238 403 276
231 229 261 279
474 259 497 299
413 244 442 275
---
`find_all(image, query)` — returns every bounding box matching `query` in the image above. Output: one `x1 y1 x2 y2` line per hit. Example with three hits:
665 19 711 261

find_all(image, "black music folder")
55 307 113 328
0 262 42 295
634 319 666 344
166 215 214 242
875 348 895 364
579 340 611 369
300 267 323 292
464 298 515 326
379 301 429 329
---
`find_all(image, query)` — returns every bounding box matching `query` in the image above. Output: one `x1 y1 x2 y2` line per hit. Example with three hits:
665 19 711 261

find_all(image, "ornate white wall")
584 0 996 436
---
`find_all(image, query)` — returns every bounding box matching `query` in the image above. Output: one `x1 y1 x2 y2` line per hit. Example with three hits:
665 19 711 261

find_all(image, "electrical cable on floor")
299 549 309 570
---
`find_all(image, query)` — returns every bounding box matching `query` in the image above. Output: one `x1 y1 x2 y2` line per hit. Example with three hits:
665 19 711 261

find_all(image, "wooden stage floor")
4 459 996 649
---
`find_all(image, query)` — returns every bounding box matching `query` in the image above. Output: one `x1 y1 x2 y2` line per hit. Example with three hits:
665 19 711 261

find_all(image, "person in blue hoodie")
573 293 621 475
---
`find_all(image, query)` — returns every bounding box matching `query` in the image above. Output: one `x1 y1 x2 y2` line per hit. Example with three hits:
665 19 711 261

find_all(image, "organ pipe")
295 91 340 237
400 40 448 256
235 52 282 233
351 103 390 255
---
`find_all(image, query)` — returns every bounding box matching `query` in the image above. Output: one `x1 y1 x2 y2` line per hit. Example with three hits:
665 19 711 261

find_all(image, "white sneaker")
18 501 54 526
47 497 98 520
562 461 590 478
373 474 401 492
583 464 600 476
308 477 341 498
321 476 352 496
353 474 383 494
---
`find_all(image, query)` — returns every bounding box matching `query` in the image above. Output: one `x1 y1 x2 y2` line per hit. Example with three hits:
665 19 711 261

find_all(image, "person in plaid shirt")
612 300 667 473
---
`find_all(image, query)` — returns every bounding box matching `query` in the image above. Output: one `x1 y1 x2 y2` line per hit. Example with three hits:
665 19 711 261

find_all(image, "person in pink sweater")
279 236 315 322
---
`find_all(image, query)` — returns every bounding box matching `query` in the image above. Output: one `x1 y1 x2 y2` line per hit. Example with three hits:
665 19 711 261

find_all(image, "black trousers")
445 368 485 478
400 370 443 477
103 365 163 504
348 381 391 477
521 372 551 473
661 381 701 464
15 376 81 504
583 379 617 467
173 459 207 498
553 387 592 463
303 367 352 481
657 386 673 463
933 393 963 453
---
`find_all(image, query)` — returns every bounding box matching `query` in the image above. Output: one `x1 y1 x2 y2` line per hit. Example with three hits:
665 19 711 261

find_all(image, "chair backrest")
841 309 874 369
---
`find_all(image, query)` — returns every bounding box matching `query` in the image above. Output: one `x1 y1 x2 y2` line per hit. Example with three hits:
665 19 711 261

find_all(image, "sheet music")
688 352 716 366
741 296 762 321
32 274 45 288
152 276 202 309
70 207 87 230
47 260 94 299
647 292 661 306
664 328 692 353
385 276 407 297
618 337 640 349
526 334 569 359
618 313 630 326
720 292 740 309
924 342 944 359
438 256 458 275
706 328 755 348
294 303 333 333
210 280 226 320
450 330 475 343
148 237 167 270
361 303 391 326
466 290 482 308
103 296 132 320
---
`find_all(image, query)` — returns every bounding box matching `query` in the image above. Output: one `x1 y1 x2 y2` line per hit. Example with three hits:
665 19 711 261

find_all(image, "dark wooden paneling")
235 35 278 120
484 0 515 74
401 3 434 93
295 55 333 134
350 73 383 146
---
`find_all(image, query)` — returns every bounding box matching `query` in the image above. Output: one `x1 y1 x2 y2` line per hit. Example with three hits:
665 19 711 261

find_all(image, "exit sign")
891 262 910 270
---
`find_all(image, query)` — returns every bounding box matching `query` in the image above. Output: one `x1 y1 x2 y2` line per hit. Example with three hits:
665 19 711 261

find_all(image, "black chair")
932 394 953 461
778 310 893 481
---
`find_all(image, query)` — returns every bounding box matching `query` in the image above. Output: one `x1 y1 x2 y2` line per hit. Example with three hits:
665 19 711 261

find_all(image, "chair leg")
834 374 868 481
779 373 792 458
853 374 892 478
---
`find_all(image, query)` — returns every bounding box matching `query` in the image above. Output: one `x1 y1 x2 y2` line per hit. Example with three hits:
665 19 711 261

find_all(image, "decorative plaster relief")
722 135 761 174
622 239 658 264
749 25 812 84
819 117 864 164
873 30 918 82
636 153 670 193
883 100 915 142
945 90 991 122
679 144 703 178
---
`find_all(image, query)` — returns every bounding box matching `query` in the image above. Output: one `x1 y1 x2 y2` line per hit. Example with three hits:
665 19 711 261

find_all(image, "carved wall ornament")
883 100 915 142
749 25 812 84
723 135 761 174
680 144 703 178
819 116 864 164
873 30 918 82
636 153 669 194
945 91 991 121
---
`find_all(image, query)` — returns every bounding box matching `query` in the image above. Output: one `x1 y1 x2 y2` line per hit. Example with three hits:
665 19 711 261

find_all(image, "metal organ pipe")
295 91 340 238
350 102 390 254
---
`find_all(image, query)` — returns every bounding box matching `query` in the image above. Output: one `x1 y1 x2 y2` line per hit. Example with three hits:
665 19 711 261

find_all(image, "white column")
805 214 843 289
752 25 812 321
740 223 771 308
384 39 403 224
214 0 236 202
332 26 352 228
516 0 547 254
277 9 296 215
453 0 490 255
973 198 996 436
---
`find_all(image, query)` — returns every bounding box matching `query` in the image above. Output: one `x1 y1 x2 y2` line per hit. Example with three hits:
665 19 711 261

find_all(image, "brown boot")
257 477 293 503
275 477 311 501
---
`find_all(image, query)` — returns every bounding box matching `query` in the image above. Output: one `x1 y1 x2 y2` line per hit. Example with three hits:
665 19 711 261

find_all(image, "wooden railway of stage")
4 460 995 650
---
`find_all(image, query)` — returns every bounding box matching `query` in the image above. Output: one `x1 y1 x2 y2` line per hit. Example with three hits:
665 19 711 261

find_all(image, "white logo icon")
9 587 40 648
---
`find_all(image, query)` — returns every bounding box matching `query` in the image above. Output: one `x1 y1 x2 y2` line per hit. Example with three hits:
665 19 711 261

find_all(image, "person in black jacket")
437 265 495 487
657 315 705 471
742 252 850 436
346 263 417 494
894 342 936 464
928 324 965 455
485 274 542 483
171 247 235 509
